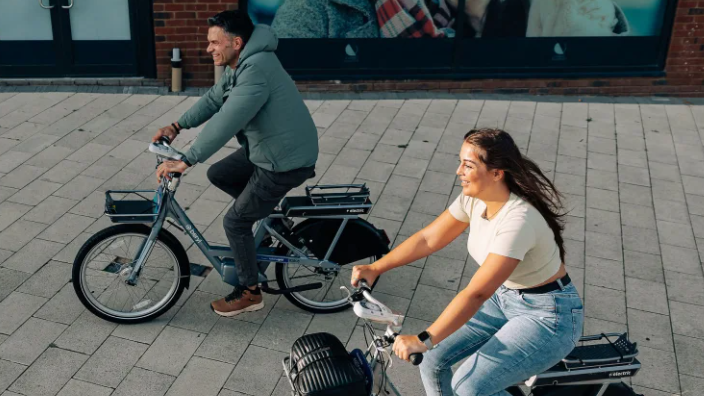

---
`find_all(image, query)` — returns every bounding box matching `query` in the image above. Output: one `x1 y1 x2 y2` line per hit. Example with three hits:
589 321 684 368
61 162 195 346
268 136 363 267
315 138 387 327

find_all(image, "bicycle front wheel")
72 224 189 324
275 219 389 314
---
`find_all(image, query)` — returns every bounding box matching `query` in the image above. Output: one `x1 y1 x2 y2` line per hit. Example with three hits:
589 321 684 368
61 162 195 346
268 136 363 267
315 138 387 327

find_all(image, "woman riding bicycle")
351 128 584 396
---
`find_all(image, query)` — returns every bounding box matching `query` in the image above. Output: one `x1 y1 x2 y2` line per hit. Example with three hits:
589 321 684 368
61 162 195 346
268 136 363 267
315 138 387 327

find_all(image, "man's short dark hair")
207 10 255 44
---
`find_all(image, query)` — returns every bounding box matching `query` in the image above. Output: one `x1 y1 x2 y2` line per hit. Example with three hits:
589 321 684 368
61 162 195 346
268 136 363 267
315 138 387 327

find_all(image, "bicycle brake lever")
339 285 352 301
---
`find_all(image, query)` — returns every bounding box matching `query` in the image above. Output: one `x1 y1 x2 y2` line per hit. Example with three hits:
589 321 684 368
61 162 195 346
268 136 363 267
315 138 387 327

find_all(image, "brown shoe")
211 287 264 317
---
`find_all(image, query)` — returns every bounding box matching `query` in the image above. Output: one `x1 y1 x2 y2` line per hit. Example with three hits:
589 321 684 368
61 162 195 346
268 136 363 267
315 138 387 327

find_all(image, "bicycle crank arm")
260 282 323 295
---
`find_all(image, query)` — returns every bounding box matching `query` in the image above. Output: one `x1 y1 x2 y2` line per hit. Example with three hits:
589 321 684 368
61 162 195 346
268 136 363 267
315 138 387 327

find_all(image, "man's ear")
233 36 244 50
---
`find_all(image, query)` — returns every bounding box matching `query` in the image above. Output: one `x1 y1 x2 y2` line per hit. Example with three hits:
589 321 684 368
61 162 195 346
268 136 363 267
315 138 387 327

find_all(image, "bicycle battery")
287 332 368 396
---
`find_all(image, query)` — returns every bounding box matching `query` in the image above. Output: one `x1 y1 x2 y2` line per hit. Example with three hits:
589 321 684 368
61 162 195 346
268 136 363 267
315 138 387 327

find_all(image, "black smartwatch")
418 330 434 350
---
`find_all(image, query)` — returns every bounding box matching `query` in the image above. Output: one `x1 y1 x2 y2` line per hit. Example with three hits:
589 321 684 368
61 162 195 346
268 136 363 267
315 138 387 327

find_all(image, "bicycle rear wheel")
275 219 389 314
72 224 189 324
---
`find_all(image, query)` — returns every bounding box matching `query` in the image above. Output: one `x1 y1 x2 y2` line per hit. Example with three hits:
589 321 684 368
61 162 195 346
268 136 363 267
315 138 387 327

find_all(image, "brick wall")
153 0 239 87
154 0 704 96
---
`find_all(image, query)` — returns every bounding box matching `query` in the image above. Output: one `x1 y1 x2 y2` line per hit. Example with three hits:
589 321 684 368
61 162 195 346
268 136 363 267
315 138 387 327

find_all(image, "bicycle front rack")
104 190 159 224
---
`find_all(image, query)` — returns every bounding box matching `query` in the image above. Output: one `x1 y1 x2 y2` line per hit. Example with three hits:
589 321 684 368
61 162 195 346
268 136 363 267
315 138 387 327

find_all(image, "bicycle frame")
363 326 403 396
124 176 357 288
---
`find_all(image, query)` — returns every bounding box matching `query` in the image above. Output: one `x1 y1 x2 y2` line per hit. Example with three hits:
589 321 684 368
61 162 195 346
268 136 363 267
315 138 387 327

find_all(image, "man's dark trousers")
207 148 315 287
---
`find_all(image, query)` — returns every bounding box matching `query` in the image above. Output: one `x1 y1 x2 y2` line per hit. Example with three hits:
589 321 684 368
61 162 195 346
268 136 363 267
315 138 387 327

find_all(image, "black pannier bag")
286 332 368 396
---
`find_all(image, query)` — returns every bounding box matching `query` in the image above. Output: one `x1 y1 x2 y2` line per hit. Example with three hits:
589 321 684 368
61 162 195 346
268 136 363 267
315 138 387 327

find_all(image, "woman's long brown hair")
464 128 567 263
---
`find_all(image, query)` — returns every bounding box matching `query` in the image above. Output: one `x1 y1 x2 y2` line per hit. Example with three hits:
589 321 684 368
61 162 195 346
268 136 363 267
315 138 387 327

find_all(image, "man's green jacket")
177 25 318 173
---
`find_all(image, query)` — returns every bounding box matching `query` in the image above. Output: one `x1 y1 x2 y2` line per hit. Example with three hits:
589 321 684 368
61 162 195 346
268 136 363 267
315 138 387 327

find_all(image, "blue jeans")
419 283 584 396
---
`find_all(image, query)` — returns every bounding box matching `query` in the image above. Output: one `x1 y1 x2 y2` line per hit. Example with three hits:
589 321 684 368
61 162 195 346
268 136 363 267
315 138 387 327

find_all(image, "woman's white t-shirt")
448 192 562 289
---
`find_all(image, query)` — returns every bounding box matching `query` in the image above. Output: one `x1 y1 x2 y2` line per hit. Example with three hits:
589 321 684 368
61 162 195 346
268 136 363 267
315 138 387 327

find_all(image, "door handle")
62 0 73 9
38 0 54 9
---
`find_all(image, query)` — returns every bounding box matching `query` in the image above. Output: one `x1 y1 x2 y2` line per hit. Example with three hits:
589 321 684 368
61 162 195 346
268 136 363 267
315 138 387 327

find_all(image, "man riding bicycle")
153 10 319 317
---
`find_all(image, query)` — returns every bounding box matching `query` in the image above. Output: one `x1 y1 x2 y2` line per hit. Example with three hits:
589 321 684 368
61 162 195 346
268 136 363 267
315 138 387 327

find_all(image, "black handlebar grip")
409 353 423 366
158 136 171 144
357 279 372 292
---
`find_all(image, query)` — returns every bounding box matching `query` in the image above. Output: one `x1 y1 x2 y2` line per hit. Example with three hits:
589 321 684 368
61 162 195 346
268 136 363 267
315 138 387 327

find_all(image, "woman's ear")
493 169 504 181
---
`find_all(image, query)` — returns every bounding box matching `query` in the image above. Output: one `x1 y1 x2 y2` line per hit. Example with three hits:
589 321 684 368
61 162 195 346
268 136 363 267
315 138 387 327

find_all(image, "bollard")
171 48 182 92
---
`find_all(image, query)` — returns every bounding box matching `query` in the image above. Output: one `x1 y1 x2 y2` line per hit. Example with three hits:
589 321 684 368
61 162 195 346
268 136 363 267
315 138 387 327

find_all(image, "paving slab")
0 269 30 304
21 196 78 225
53 310 117 355
111 367 175 396
2 95 704 396
9 347 88 396
55 379 113 396
135 326 205 377
194 317 259 365
0 359 26 394
1 238 66 274
0 292 47 335
674 335 704 380
0 318 67 365
74 336 148 388
224 345 288 396
32 283 85 325
251 308 313 353
670 301 704 340
165 357 234 396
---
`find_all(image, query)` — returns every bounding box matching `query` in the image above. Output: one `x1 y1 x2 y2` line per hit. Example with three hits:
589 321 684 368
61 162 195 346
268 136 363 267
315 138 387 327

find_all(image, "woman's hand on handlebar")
351 264 381 288
393 334 427 363
152 124 179 143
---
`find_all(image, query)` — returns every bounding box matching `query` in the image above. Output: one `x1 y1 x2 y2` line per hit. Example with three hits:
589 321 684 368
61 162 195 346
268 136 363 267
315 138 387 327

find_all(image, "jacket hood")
238 25 278 65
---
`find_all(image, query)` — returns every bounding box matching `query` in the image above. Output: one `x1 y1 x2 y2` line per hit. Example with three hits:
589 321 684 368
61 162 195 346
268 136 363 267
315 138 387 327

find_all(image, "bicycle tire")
274 218 389 314
72 224 189 324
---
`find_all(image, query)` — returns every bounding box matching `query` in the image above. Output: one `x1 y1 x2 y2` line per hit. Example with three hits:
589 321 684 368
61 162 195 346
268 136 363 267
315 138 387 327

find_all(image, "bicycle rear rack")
306 184 371 206
280 184 373 217
525 332 641 388
562 332 638 369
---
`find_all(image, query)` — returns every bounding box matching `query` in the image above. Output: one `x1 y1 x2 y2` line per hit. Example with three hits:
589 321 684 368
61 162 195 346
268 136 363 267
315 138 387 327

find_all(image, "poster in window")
247 0 667 40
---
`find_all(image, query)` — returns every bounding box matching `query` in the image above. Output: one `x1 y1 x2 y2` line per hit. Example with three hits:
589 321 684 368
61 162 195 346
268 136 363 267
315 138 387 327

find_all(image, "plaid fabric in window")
376 0 455 38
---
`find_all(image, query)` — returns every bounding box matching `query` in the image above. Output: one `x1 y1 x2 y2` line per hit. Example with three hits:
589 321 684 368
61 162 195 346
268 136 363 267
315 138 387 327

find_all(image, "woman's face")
456 142 496 198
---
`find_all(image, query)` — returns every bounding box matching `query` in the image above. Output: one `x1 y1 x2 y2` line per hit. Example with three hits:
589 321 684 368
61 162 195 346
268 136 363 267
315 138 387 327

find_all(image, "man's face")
207 26 242 66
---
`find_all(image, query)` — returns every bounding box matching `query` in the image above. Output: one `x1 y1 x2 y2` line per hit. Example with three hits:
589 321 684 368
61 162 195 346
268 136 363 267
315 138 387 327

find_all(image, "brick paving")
0 92 703 396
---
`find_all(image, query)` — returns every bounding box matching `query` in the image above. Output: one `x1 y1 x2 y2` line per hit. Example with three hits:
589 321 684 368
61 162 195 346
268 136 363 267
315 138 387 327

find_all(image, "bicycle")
71 137 391 324
283 280 645 396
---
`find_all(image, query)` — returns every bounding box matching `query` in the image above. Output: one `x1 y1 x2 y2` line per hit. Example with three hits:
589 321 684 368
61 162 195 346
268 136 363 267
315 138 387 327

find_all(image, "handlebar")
410 353 423 365
149 135 187 184
350 280 424 366
149 136 185 162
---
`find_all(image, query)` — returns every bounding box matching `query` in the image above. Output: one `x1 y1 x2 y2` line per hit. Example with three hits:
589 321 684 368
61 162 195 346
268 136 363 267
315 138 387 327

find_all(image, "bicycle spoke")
81 232 180 319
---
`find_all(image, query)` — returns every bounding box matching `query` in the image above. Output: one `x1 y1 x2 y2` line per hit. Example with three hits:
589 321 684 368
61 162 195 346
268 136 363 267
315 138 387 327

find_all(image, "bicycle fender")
289 218 390 265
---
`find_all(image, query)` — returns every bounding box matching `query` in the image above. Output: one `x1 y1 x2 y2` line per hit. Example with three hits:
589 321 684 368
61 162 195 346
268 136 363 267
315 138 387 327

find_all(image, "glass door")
0 0 60 74
0 0 155 78
66 0 135 75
